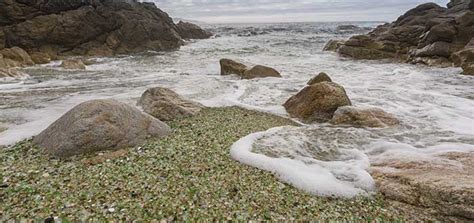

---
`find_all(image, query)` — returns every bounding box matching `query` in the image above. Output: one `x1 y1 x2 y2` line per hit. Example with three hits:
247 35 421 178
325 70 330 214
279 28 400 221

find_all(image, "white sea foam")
230 126 375 198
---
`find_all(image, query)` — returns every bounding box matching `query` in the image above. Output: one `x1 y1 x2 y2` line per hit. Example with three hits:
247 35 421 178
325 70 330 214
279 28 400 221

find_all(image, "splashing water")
1 22 473 197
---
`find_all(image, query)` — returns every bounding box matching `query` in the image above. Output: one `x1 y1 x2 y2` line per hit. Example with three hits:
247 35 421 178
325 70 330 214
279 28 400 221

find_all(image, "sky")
142 0 449 23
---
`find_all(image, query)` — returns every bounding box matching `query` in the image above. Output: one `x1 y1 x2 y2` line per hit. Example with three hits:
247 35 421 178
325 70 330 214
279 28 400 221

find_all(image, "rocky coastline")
324 0 474 75
0 0 473 222
0 0 212 78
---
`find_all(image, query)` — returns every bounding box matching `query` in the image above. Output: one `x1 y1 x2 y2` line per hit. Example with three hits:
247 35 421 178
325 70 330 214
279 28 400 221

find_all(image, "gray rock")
33 99 171 158
138 87 204 121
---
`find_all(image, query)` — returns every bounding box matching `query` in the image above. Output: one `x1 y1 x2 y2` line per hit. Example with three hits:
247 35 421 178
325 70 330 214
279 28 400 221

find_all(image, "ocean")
1 22 473 197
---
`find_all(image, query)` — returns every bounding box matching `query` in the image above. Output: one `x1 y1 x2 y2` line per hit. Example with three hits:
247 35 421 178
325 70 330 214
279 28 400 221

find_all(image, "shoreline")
0 106 405 221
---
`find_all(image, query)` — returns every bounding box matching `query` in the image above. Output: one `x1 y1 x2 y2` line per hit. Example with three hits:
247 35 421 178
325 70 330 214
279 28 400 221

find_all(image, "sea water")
1 22 473 197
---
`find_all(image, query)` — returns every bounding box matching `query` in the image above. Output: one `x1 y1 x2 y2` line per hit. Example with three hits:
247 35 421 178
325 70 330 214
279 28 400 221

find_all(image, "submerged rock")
220 59 281 79
307 72 332 85
325 0 474 70
242 65 281 79
60 59 86 70
176 21 212 39
0 0 209 57
330 106 400 128
138 87 204 121
283 82 352 122
220 59 248 76
33 99 171 158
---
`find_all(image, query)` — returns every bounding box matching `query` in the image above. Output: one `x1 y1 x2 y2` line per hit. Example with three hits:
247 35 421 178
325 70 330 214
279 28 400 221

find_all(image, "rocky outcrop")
0 0 211 58
33 99 171 158
242 65 281 79
371 152 474 221
283 82 352 122
137 87 204 121
307 72 332 85
219 58 281 79
176 21 212 39
61 59 86 70
220 59 248 76
330 106 400 128
325 0 474 70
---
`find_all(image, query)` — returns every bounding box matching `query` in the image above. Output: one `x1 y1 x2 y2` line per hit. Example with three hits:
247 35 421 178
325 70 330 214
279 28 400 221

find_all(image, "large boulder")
176 21 212 39
220 59 248 76
325 0 474 70
60 59 86 70
330 106 400 128
307 72 332 85
137 87 204 121
0 0 209 57
371 152 474 221
242 65 281 79
33 99 171 158
283 82 352 122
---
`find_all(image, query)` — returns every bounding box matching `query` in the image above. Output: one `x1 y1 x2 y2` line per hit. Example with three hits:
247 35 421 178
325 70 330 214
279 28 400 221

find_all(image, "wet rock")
220 59 248 76
30 52 51 64
242 65 281 79
336 25 360 31
0 0 208 57
0 47 34 67
0 126 6 133
323 40 345 52
33 99 171 158
0 68 30 79
371 152 474 221
307 72 332 85
283 82 352 122
176 21 212 39
60 59 86 70
328 0 474 69
330 106 400 128
414 41 454 57
452 39 474 75
138 87 204 121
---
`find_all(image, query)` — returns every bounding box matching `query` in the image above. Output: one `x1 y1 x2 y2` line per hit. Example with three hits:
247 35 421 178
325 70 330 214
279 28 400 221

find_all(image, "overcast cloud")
142 0 449 23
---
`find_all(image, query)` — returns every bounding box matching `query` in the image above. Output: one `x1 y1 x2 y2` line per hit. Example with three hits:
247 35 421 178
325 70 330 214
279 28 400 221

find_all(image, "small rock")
330 106 400 128
30 52 51 64
242 65 281 79
60 59 86 70
307 72 332 85
220 59 248 76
